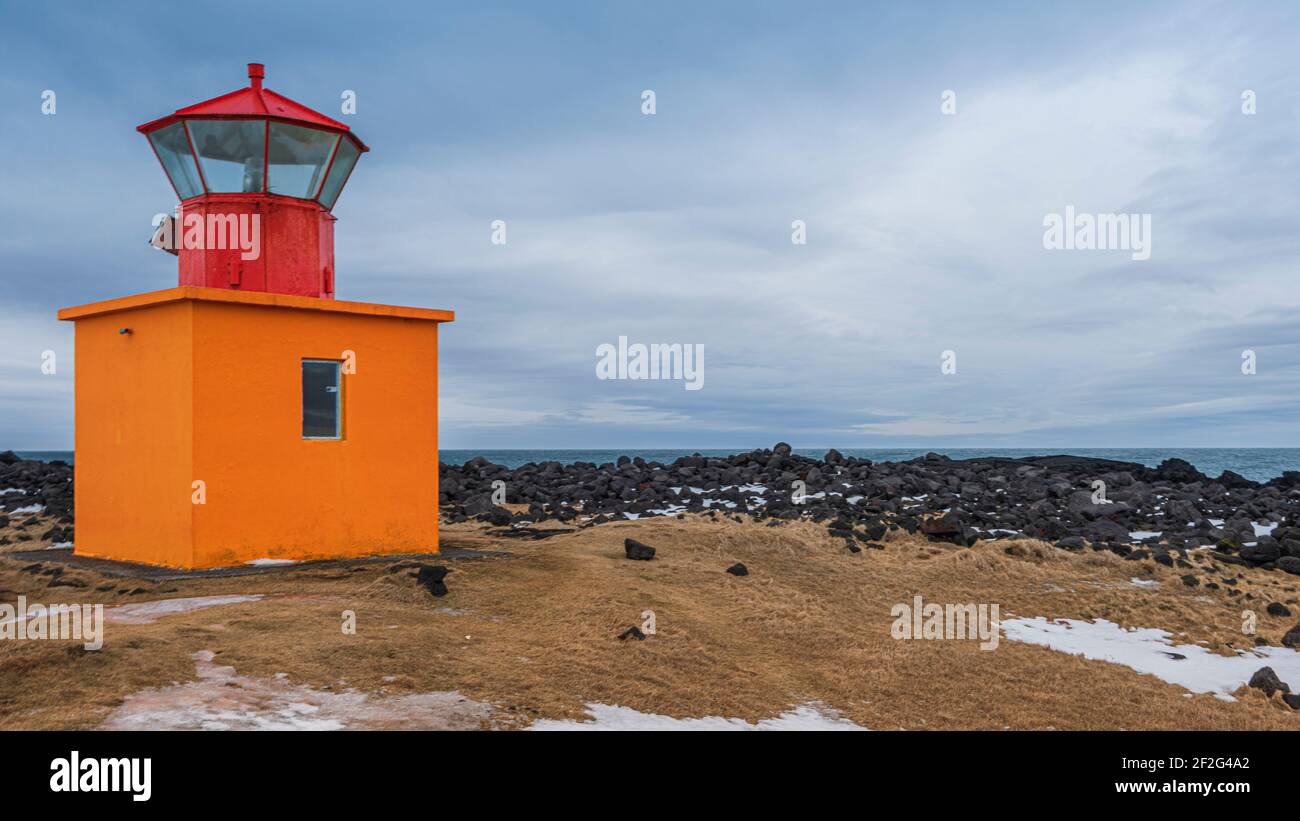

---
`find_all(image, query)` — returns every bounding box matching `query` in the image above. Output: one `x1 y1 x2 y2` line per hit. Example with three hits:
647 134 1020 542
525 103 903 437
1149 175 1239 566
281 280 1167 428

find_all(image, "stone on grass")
624 539 656 561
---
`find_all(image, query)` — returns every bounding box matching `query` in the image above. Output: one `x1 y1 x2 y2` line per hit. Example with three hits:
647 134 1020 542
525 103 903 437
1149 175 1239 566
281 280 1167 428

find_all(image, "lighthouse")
58 64 454 569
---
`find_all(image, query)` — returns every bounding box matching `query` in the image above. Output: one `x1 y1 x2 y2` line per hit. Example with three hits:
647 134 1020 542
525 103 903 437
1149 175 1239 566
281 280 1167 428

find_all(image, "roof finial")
248 63 265 90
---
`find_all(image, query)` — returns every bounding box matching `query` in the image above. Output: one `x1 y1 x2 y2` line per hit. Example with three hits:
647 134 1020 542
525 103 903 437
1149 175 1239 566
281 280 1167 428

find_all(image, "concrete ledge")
3 547 508 580
59 286 454 323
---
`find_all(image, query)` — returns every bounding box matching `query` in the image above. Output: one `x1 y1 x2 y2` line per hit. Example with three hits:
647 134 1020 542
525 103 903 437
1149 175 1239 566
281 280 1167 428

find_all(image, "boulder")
1240 542 1281 563
413 564 449 597
725 562 748 576
1215 470 1258 490
1154 458 1207 484
919 511 963 536
1247 666 1290 697
624 538 656 561
463 492 511 524
1283 624 1300 649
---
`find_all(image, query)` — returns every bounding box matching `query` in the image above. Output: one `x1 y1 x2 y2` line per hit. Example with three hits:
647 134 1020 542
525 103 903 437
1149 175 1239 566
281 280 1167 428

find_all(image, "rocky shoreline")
440 443 1300 577
8 445 1300 578
0 451 73 547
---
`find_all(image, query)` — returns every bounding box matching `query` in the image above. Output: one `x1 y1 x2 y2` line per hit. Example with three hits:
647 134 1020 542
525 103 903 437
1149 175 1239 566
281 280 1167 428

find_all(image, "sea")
14 448 1300 484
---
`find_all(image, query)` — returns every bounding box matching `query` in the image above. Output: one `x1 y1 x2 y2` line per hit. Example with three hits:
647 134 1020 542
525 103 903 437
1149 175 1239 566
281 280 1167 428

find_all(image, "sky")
2 1 1299 450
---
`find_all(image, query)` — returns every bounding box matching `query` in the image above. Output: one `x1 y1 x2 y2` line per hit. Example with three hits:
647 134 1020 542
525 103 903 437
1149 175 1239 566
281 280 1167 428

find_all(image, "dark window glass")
302 360 341 439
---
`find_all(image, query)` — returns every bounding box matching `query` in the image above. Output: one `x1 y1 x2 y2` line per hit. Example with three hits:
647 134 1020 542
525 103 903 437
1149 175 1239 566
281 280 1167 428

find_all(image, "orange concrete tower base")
58 286 454 569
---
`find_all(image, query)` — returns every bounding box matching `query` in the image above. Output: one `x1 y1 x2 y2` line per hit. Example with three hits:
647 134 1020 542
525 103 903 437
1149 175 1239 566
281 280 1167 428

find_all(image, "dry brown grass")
0 511 63 552
1 515 1299 729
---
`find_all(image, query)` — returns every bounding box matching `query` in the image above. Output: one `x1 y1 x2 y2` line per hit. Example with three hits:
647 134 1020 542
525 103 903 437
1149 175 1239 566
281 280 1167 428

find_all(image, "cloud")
3 2 1300 448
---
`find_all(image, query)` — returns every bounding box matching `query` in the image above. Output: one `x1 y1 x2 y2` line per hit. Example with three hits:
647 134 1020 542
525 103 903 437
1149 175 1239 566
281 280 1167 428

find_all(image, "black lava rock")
1241 542 1281 563
624 538 656 560
1155 458 1207 484
617 626 646 641
725 562 748 576
1247 666 1290 697
1283 624 1300 649
413 564 449 597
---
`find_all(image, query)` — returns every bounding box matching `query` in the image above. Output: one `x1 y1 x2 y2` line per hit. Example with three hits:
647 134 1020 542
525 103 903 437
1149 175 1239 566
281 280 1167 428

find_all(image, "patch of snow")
1002 617 1300 701
48 541 73 549
1253 522 1277 537
1128 531 1162 541
669 484 767 497
622 503 688 520
0 488 27 495
101 650 492 730
529 702 865 731
434 607 473 616
244 558 300 567
106 595 266 625
1130 578 1159 589
9 504 44 514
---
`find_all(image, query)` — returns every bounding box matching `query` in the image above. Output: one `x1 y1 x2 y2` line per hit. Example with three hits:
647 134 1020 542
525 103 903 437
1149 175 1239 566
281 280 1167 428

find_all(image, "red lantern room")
137 63 368 299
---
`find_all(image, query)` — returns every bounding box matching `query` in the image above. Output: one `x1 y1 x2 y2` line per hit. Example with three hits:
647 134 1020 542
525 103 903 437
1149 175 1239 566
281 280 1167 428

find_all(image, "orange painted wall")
69 300 196 566
61 287 451 569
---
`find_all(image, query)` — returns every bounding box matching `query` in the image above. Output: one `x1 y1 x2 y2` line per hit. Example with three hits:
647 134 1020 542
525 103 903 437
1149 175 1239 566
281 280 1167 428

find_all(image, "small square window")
302 359 341 439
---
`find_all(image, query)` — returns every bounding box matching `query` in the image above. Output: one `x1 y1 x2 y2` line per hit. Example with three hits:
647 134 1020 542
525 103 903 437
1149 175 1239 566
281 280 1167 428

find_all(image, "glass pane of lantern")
147 123 203 199
269 123 339 199
317 138 360 210
302 360 342 439
187 120 266 193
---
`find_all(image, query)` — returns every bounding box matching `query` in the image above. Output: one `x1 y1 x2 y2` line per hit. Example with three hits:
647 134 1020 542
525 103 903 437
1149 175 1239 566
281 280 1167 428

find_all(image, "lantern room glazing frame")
143 117 363 210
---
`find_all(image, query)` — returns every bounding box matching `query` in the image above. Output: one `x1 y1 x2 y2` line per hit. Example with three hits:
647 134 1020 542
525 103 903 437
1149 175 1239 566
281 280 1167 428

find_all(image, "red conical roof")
137 63 367 152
